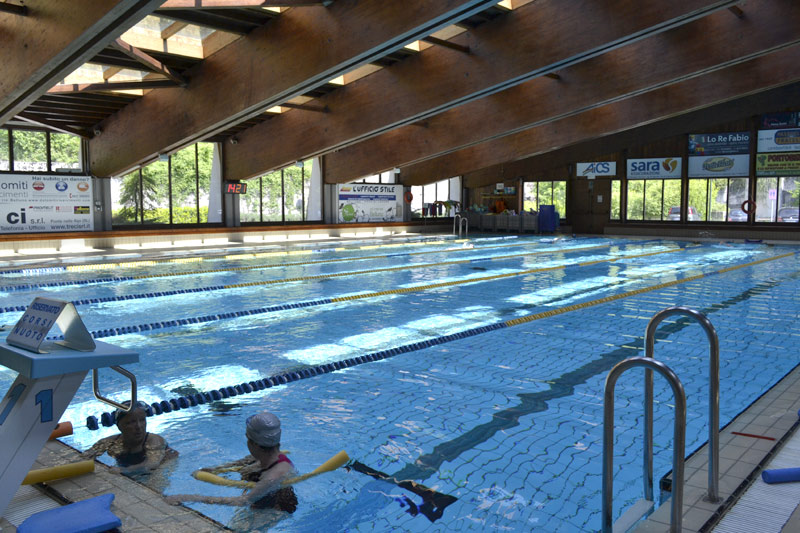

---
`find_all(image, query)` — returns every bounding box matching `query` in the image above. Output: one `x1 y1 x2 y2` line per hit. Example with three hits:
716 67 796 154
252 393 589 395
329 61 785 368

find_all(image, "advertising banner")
687 132 750 155
0 175 93 233
687 154 750 177
576 162 616 177
757 129 800 152
626 157 681 179
756 152 800 176
337 183 402 223
760 112 799 130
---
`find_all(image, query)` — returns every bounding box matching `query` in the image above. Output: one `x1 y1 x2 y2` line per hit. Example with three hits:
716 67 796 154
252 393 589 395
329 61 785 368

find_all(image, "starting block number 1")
0 384 53 425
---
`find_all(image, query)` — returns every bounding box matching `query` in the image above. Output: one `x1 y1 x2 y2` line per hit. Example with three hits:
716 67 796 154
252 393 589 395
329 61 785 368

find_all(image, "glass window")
12 130 47 172
171 146 198 223
553 181 566 218
50 133 81 172
261 170 283 222
686 177 750 222
523 181 566 217
284 164 304 221
141 160 169 223
239 177 261 222
755 176 799 223
610 180 620 220
112 170 142 225
410 185 422 216
627 180 645 220
197 142 214 223
688 179 708 221
0 130 8 171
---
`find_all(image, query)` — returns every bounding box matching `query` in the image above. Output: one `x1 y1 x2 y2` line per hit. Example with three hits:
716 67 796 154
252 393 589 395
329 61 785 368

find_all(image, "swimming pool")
1 235 798 531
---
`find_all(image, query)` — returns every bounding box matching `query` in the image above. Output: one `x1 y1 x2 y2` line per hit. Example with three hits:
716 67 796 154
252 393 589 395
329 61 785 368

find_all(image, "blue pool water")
1 235 799 531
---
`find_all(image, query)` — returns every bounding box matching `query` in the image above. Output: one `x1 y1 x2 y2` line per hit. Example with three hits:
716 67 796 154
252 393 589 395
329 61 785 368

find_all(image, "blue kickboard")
17 493 121 533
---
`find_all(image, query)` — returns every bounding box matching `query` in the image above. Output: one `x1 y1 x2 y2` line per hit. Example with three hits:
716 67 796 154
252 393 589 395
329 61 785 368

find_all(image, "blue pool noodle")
762 468 800 484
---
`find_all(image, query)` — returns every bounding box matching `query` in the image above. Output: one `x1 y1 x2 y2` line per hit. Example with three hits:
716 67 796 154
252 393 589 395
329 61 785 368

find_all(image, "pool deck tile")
0 440 226 532
634 363 800 533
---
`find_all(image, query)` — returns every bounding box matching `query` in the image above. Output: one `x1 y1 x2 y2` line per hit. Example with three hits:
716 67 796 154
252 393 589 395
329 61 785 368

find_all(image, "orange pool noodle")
48 421 73 440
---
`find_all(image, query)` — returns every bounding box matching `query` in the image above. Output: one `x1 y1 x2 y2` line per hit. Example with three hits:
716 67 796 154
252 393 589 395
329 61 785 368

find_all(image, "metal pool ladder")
602 306 721 532
645 307 720 504
453 212 468 238
603 357 686 533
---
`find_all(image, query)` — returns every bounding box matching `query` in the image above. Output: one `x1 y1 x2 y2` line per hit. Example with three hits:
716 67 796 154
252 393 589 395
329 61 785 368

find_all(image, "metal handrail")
92 365 137 411
603 357 686 533
644 306 720 503
452 213 469 238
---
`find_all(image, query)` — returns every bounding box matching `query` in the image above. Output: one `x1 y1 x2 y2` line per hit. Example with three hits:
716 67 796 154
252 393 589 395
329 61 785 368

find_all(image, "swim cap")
114 401 148 425
246 412 281 447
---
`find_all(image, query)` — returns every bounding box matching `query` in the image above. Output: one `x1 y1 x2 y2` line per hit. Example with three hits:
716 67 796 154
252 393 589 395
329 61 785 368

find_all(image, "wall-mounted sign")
761 112 799 130
688 154 750 177
337 184 403 223
688 132 750 156
224 182 247 194
576 162 616 177
627 157 682 179
0 175 93 234
757 129 800 152
756 152 800 176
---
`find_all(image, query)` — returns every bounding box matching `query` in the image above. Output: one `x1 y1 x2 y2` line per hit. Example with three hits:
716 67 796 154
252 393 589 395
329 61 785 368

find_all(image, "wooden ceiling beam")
110 38 188 86
89 0 502 177
159 0 332 7
0 2 27 15
48 79 178 94
16 112 92 138
324 0 800 182
464 83 800 189
279 102 329 113
102 66 124 80
399 45 800 185
0 0 163 126
224 0 742 181
161 21 188 40
421 36 469 54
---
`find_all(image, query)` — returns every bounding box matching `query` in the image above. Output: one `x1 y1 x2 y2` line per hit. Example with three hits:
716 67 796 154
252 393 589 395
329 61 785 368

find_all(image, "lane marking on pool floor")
50 246 747 339
0 242 669 312
0 238 622 290
85 251 798 429
0 236 456 276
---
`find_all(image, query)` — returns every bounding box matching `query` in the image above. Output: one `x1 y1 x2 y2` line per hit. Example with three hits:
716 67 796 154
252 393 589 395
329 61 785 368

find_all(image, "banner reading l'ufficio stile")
337 184 403 223
0 175 93 233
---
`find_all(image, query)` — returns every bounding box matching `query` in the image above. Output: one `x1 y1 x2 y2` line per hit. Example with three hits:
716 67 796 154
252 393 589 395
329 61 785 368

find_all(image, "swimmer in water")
82 401 178 481
165 412 298 514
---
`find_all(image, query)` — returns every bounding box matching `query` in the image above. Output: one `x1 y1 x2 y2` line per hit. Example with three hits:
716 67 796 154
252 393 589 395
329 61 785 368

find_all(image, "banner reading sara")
0 175 93 233
337 184 402 223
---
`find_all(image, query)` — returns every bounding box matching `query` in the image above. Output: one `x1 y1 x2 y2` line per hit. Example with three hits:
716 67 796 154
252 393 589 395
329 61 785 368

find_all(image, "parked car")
777 207 800 222
728 208 748 222
667 206 701 221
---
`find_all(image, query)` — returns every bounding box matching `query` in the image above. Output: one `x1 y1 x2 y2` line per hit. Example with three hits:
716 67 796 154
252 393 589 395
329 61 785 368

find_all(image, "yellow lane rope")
323 248 687 303
66 241 629 282
504 251 796 327
222 243 643 289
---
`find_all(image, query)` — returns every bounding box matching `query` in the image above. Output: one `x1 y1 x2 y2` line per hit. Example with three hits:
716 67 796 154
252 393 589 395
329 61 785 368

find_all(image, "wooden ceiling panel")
324 0 800 182
223 0 742 181
399 45 800 185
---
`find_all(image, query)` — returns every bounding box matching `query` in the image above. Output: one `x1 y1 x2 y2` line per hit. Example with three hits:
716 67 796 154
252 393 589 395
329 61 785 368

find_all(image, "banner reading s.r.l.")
0 175 93 233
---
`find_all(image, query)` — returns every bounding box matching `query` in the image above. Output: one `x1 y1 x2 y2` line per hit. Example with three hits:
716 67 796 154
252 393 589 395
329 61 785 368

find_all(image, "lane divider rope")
84 249 795 429
0 238 602 290
38 247 684 333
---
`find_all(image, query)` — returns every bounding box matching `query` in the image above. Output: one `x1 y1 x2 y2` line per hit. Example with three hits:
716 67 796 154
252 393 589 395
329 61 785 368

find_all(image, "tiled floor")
0 440 226 532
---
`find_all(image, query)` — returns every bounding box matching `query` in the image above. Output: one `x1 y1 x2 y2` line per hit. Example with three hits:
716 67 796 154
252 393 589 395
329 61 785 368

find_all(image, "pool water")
1 235 799 532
